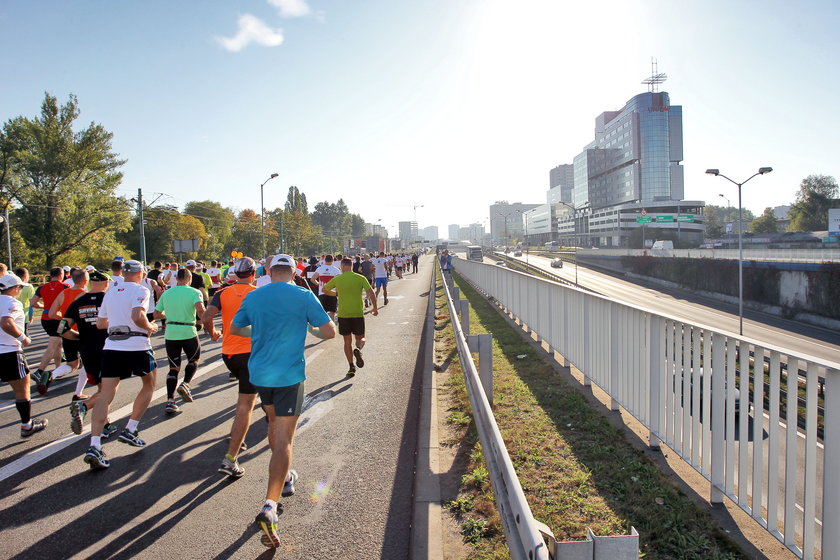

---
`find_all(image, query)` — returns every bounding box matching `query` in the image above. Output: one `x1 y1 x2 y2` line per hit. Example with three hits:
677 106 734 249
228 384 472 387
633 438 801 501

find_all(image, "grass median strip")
436 270 746 560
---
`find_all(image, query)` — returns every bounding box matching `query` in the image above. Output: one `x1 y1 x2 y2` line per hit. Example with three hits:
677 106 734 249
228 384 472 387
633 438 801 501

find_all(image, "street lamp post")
260 173 279 260
718 193 731 226
497 212 514 250
706 167 773 335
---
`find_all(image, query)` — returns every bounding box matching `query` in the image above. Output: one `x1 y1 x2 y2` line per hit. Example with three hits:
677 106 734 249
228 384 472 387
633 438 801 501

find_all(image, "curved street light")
557 201 590 285
705 167 773 335
260 173 279 260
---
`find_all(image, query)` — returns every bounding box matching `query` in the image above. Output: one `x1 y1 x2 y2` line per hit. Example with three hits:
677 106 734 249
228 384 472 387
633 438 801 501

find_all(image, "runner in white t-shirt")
312 255 341 320
83 260 159 470
0 273 48 437
207 260 222 296
371 251 390 306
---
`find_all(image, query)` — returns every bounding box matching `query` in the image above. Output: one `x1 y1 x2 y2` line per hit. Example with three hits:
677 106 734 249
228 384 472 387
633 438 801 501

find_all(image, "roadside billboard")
829 208 840 236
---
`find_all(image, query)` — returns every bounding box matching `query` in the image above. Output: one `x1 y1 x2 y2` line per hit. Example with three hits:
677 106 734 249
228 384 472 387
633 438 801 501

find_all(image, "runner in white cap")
0 273 48 438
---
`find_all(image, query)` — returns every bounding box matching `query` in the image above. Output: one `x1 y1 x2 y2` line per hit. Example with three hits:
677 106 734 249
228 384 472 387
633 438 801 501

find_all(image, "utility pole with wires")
130 188 154 265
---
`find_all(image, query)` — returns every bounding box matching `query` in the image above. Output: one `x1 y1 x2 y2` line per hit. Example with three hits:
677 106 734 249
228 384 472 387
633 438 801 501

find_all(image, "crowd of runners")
0 249 423 548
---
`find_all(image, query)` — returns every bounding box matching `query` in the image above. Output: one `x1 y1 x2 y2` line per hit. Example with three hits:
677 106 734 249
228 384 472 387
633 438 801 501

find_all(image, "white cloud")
267 0 312 18
216 14 284 52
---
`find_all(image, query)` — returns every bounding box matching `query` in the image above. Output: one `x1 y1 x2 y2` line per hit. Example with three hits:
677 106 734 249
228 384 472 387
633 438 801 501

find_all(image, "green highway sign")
656 215 674 223
636 216 652 223
677 214 694 222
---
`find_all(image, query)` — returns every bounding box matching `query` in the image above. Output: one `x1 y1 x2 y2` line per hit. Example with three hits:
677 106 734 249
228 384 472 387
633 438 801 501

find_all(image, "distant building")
398 221 418 243
422 225 439 242
489 201 540 244
548 164 574 204
448 224 460 241
548 87 704 247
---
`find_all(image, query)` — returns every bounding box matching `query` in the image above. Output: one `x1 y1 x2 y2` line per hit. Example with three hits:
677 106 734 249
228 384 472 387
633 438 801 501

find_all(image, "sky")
1 0 839 238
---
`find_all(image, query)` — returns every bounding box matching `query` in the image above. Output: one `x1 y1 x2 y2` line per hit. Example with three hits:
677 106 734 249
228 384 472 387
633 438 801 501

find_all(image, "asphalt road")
0 258 433 560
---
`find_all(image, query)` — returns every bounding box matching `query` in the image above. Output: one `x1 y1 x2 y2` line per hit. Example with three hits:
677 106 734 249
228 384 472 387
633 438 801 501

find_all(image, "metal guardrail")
452 258 840 560
440 266 551 560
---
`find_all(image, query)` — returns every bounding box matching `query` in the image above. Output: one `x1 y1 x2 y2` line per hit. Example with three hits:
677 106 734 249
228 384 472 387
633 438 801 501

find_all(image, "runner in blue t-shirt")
231 254 335 549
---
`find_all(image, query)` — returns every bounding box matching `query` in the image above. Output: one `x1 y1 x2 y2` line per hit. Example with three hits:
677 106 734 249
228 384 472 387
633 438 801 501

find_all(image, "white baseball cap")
270 254 295 268
84 265 96 272
185 259 197 267
62 265 71 272
0 273 30 290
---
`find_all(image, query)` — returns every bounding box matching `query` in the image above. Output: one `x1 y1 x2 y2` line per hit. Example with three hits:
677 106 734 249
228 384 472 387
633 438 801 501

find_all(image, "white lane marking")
0 348 324 484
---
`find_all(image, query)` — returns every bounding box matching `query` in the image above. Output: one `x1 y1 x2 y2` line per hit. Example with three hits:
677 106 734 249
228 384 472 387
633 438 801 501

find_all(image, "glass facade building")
572 91 683 208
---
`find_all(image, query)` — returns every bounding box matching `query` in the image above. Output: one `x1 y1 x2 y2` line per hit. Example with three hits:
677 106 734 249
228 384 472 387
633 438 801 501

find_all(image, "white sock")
126 419 139 432
264 499 278 512
285 472 293 482
74 367 87 396
53 364 73 379
90 436 102 449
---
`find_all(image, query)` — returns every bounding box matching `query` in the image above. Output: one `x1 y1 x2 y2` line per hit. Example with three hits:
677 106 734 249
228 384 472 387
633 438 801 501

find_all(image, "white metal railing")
453 258 840 560
439 268 551 560
572 247 840 263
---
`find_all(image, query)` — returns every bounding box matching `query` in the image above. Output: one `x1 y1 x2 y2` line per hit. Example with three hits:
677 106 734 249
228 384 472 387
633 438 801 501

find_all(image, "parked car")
495 261 506 267
550 258 563 268
513 251 523 257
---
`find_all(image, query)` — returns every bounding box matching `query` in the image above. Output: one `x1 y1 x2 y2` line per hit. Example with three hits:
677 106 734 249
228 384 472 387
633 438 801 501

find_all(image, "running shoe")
353 348 365 368
20 418 48 438
35 370 53 396
117 428 146 447
219 455 245 478
384 298 389 305
228 372 237 382
83 446 110 469
282 469 298 497
165 400 181 414
346 364 356 378
255 504 280 548
72 393 91 401
70 402 87 435
101 423 119 438
177 383 194 402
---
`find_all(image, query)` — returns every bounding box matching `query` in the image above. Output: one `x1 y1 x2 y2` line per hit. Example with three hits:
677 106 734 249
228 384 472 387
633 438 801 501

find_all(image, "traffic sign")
677 214 694 222
641 209 647 216
656 215 674 223
636 216 652 223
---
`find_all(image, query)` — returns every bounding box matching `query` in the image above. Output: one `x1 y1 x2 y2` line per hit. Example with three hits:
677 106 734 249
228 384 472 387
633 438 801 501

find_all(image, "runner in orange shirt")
202 256 261 478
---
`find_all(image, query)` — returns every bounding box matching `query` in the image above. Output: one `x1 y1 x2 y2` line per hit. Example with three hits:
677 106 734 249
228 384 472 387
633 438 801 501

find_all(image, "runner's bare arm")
229 323 251 338
308 320 335 340
202 305 221 340
132 306 158 334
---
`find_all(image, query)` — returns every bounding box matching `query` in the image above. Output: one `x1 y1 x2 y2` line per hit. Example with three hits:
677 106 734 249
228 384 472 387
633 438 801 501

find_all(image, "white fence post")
822 370 840 559
710 333 725 504
648 315 662 449
468 333 494 405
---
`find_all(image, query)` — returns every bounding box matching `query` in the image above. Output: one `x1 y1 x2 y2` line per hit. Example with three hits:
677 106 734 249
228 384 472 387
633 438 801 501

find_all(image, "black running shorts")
223 352 256 395
256 382 305 417
101 349 157 379
337 316 365 336
41 319 61 337
79 348 102 385
318 294 338 313
165 337 201 369
62 337 80 362
0 351 29 382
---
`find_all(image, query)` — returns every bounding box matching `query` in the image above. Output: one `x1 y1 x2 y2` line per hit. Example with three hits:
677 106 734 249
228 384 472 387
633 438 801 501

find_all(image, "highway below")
0 259 434 560
491 251 840 364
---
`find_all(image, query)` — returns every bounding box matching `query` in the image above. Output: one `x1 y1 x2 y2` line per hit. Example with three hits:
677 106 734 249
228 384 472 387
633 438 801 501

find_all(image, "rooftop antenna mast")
642 57 667 92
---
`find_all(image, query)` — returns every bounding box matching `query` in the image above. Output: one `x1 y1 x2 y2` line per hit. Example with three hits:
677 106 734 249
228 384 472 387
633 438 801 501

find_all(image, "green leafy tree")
184 200 234 259
750 207 780 233
121 205 180 262
228 208 277 259
285 186 308 214
5 93 130 269
788 174 838 232
703 205 723 238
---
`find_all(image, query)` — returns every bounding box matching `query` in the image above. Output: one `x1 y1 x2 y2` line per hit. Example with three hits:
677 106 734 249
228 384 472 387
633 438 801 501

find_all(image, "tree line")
0 93 370 271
